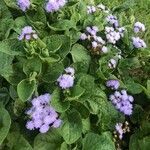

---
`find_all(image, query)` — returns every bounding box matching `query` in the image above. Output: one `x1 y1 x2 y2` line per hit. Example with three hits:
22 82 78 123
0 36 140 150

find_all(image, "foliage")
0 0 149 149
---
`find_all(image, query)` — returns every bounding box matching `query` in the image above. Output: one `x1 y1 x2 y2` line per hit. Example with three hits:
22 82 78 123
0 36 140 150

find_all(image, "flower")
92 41 98 48
115 123 123 139
87 6 96 14
105 26 122 44
132 37 147 48
18 26 38 41
109 90 134 115
106 15 119 28
25 94 62 133
45 0 67 13
57 67 75 89
106 80 120 90
17 0 30 12
80 33 87 40
134 22 145 33
101 46 108 53
52 119 62 128
108 59 117 69
65 67 75 76
57 74 74 89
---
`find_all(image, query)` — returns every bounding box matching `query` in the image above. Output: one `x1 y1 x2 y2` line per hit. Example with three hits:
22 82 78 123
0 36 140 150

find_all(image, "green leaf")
0 106 11 145
71 101 89 119
43 35 62 53
71 44 91 63
147 80 150 91
6 62 26 85
0 52 14 77
34 129 63 150
23 57 42 75
7 132 33 150
48 20 76 31
130 105 145 124
0 39 24 56
125 79 143 94
57 35 71 59
60 109 82 144
42 63 64 83
17 79 36 102
41 55 60 63
77 74 95 93
0 87 10 106
67 85 85 101
26 7 46 29
82 118 91 134
83 132 115 150
51 88 70 113
3 0 18 9
60 142 68 150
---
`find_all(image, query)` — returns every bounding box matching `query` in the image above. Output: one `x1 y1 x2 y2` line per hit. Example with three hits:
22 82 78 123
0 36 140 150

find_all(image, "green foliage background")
0 0 150 150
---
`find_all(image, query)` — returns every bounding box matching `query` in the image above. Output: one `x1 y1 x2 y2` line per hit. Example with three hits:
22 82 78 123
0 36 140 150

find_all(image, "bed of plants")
0 0 150 149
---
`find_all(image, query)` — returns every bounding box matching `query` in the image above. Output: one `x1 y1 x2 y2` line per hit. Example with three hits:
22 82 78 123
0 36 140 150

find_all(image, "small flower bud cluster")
87 4 110 14
45 0 67 13
108 58 117 69
17 0 30 12
132 37 147 48
18 26 38 41
106 79 120 90
105 26 125 44
57 67 75 89
134 22 145 33
87 6 96 14
26 94 62 133
109 90 134 115
80 26 108 54
106 15 119 28
132 22 146 48
115 121 130 140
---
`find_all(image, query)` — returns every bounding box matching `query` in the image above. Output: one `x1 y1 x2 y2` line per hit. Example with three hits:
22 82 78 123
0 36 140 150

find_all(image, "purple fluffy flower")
106 15 119 28
80 33 87 40
26 121 34 130
134 22 145 33
106 80 120 90
57 74 74 89
115 123 123 139
17 0 30 12
57 67 75 89
25 94 62 133
65 67 75 76
52 119 62 128
109 90 134 115
45 0 67 13
108 59 117 69
39 124 50 133
18 26 38 41
101 46 108 53
87 6 96 14
132 37 147 48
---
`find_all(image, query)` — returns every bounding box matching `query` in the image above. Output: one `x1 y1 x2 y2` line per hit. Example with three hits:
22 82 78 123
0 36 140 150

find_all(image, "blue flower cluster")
80 26 108 53
17 0 67 12
26 94 61 133
106 80 134 115
45 0 67 13
109 90 134 115
106 79 120 90
132 22 147 48
18 26 38 41
57 67 75 89
17 0 30 12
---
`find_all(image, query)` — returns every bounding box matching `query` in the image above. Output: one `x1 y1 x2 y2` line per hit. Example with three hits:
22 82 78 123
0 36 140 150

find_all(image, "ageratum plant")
0 0 150 150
